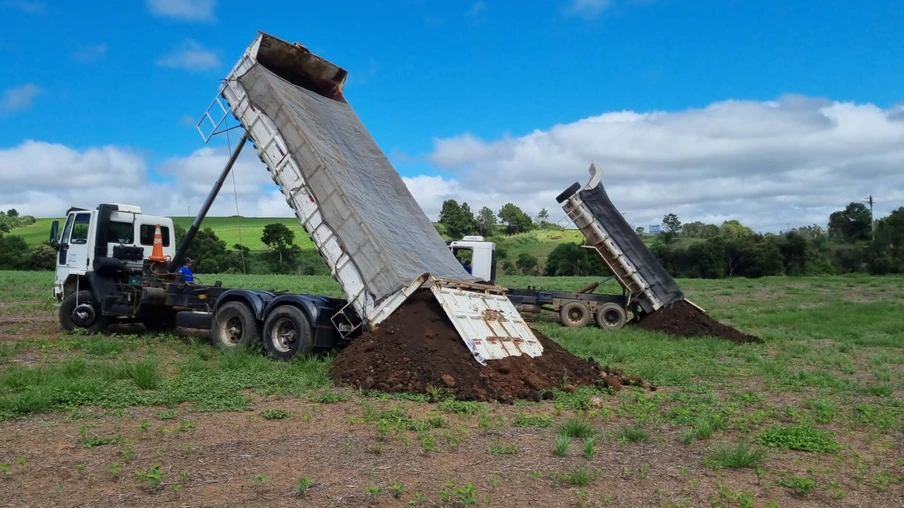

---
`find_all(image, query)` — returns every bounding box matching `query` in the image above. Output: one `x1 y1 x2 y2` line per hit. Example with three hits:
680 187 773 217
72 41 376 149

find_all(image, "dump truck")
446 236 631 329
555 161 702 316
445 161 701 329
50 31 543 365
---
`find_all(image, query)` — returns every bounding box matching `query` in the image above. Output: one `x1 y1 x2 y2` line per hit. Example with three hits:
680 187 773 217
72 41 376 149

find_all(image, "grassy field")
1 271 902 506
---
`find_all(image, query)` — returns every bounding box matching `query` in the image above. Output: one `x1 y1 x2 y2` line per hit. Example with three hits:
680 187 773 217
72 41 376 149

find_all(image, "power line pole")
864 195 875 241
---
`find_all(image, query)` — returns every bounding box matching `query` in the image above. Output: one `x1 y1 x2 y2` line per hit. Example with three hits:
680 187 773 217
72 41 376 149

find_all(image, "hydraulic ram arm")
169 134 249 272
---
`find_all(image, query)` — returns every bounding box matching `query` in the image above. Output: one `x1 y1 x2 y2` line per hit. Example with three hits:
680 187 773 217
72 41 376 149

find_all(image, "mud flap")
429 278 544 365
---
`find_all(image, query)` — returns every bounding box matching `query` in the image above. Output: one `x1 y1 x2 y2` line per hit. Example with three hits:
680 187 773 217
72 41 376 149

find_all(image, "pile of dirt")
330 291 649 402
638 300 761 344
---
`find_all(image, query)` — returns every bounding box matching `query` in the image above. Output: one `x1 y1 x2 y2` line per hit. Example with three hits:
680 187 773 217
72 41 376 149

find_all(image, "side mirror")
49 220 60 249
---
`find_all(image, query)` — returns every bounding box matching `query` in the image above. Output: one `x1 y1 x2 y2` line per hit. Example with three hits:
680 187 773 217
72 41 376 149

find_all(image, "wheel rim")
566 306 586 324
270 318 296 353
71 303 97 327
603 310 621 326
222 316 243 344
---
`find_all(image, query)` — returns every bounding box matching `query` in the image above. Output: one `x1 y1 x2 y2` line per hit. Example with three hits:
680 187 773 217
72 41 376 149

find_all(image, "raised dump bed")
556 162 687 315
199 31 542 364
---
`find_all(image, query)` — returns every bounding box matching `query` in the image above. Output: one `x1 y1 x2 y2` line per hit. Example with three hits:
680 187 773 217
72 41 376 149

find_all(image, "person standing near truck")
179 258 195 284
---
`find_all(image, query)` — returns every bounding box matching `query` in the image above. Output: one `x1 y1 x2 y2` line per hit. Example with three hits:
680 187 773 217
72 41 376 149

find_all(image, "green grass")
0 269 902 479
757 425 838 453
704 443 766 469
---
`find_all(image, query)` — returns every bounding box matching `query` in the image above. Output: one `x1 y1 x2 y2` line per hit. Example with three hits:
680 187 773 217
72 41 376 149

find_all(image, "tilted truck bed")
557 162 686 315
203 31 542 364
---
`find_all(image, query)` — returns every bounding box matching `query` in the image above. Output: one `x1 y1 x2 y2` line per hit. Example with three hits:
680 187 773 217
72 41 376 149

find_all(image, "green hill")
13 216 619 261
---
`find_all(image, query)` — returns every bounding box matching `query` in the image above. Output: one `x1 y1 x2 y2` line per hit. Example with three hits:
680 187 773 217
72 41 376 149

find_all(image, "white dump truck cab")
447 236 497 283
50 204 177 302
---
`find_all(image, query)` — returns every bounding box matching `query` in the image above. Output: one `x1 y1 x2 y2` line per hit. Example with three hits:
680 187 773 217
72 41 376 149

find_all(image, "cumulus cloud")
5 94 904 236
565 0 612 19
0 140 289 220
1 84 41 115
428 95 904 231
157 40 220 71
71 43 108 63
146 0 216 21
3 0 46 15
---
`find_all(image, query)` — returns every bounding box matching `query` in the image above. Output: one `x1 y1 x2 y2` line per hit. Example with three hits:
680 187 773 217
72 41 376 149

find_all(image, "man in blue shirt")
179 258 195 284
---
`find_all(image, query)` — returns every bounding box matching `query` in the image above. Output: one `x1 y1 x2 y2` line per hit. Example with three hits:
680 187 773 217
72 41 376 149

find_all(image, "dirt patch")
638 300 762 344
330 291 649 402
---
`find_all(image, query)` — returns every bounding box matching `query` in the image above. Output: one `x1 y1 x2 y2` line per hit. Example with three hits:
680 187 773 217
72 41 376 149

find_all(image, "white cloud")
157 40 220 71
0 140 285 220
71 43 108 63
565 0 611 19
146 0 216 21
428 94 904 232
468 1 487 21
3 0 46 15
1 84 41 115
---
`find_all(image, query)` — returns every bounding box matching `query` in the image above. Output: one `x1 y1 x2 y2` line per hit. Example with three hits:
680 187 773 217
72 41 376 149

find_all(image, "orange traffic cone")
148 224 167 262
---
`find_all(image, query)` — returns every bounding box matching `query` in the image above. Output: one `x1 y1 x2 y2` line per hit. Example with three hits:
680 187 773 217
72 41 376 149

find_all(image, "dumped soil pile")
330 291 649 402
638 300 761 344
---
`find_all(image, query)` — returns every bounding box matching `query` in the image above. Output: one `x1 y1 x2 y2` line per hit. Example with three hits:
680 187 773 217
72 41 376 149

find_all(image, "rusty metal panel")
429 278 543 365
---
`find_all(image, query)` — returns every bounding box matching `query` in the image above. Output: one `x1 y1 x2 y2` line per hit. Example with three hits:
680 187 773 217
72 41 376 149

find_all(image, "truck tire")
555 182 582 203
262 305 314 361
595 303 627 330
59 290 110 333
210 301 260 350
560 301 591 327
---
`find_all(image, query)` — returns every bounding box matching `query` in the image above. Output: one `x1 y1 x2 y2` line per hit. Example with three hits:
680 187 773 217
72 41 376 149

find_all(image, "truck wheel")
560 301 591 327
59 290 110 333
595 303 627 330
262 305 314 361
210 301 259 350
555 182 582 203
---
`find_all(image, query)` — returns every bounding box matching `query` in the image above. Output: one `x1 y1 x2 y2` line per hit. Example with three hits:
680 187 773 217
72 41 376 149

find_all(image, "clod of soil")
330 290 648 402
638 300 761 344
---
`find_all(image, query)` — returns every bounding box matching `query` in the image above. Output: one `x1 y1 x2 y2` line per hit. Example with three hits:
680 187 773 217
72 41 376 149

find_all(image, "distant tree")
871 206 904 273
438 199 477 239
30 243 57 270
185 228 227 274
536 208 549 223
662 213 682 234
498 203 533 235
6 209 18 218
828 202 871 243
516 253 540 275
720 219 754 239
635 226 644 235
476 206 496 237
545 243 609 276
261 223 299 268
0 235 30 270
682 221 706 238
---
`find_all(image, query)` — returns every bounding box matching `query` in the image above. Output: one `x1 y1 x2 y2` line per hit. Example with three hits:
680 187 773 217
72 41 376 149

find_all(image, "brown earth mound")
638 300 761 344
330 290 648 402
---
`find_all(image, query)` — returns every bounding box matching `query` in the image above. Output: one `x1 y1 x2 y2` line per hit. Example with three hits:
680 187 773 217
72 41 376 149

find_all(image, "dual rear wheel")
559 301 627 330
209 302 313 360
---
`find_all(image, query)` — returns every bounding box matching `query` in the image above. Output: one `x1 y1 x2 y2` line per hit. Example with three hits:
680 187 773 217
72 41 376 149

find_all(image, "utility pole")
864 195 875 241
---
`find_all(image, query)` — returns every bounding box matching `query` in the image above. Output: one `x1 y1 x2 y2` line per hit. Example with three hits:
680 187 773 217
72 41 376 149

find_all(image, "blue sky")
2 0 903 230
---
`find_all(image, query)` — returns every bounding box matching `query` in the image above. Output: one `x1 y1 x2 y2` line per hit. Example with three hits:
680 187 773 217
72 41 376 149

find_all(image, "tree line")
541 202 904 278
437 199 556 238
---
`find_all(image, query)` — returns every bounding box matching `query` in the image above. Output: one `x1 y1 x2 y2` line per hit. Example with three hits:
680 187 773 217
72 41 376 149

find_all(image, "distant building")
649 224 661 234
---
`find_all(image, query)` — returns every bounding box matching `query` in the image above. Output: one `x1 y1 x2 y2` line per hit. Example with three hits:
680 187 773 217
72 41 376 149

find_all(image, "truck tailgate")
430 278 543 365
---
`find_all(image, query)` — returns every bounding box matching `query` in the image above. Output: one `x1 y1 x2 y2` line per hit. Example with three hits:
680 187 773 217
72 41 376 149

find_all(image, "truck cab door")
55 212 92 285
